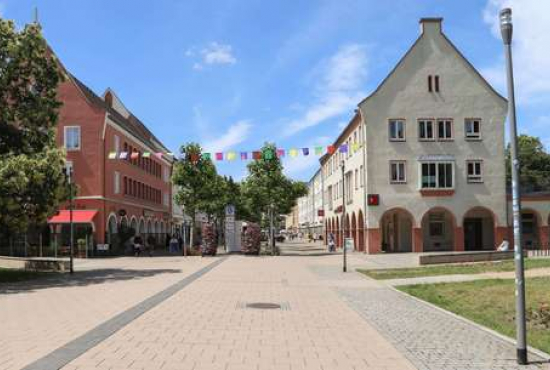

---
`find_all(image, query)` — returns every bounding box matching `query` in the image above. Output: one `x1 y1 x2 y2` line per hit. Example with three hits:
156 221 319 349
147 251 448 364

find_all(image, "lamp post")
341 160 347 272
500 8 527 365
65 164 74 274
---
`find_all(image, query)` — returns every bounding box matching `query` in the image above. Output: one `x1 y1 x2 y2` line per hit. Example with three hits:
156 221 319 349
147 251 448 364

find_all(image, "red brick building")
49 73 173 255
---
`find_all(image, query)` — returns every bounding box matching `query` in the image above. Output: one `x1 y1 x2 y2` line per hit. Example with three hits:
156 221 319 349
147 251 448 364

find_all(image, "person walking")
133 235 143 257
328 232 335 252
169 235 179 253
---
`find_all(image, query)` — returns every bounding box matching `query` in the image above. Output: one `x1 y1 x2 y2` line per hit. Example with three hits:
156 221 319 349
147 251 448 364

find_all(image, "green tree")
506 135 550 192
241 143 308 225
0 19 67 237
172 143 220 249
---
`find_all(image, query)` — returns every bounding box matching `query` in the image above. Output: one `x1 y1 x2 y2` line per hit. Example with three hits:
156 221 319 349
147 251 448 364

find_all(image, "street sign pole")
341 160 347 272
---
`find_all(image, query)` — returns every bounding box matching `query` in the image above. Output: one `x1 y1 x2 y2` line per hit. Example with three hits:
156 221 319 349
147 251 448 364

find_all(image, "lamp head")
500 8 513 45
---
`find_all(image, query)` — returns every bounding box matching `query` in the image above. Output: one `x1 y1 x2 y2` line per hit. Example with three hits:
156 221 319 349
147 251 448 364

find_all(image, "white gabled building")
323 17 510 253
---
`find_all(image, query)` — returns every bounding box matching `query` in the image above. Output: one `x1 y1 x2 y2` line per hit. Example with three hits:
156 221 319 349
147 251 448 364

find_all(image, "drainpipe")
361 110 369 253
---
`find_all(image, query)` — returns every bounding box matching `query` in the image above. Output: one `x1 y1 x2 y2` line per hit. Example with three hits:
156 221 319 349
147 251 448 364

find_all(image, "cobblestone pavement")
0 256 215 370
309 263 549 370
60 255 416 370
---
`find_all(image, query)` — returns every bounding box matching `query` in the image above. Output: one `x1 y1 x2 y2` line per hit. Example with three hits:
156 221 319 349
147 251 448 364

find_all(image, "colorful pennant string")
252 151 261 160
119 152 128 159
131 152 139 160
202 153 211 160
216 152 223 161
227 151 237 161
240 152 248 160
108 152 117 159
315 146 323 155
276 149 285 158
339 144 348 153
142 152 151 158
302 148 309 156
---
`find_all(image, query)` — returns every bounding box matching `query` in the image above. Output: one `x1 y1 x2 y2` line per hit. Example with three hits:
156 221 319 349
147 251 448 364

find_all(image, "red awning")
48 210 98 224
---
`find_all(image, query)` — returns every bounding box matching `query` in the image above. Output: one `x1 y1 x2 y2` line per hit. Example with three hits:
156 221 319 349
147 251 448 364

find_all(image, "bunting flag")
226 151 237 161
107 143 363 163
190 153 200 163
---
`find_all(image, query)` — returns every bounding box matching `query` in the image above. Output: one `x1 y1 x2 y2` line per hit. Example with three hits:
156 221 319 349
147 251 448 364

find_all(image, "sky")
1 0 549 182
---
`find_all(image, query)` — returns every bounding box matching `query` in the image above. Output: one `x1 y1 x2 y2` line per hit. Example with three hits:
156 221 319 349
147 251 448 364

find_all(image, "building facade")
317 17 550 253
49 74 173 254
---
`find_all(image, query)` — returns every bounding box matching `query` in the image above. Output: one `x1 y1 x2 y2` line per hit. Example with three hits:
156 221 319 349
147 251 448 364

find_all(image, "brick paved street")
1 244 548 370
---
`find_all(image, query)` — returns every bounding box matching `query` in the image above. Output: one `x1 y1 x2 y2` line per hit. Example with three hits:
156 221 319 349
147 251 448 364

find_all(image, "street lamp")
341 160 347 272
500 8 527 365
65 164 75 274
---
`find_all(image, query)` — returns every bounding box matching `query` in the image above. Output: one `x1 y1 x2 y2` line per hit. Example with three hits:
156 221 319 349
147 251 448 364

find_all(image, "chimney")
420 17 443 35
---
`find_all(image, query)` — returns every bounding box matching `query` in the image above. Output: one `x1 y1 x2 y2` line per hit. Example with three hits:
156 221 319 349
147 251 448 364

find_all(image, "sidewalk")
60 256 416 370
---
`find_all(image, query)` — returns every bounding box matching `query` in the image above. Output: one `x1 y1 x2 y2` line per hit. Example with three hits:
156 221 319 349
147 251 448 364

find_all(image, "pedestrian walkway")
60 256 416 370
309 261 549 370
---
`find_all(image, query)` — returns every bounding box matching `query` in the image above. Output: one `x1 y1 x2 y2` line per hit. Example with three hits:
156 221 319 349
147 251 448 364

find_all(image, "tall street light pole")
66 164 74 274
341 160 347 272
500 8 527 365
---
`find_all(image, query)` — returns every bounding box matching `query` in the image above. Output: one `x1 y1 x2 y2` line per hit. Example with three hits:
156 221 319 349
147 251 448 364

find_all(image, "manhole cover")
246 302 281 309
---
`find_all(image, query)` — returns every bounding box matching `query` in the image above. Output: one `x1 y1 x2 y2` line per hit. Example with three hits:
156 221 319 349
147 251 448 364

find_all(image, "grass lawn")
358 258 550 280
398 277 550 355
0 267 45 283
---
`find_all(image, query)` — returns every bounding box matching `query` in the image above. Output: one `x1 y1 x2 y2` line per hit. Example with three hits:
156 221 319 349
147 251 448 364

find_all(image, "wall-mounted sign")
367 194 380 206
317 209 325 217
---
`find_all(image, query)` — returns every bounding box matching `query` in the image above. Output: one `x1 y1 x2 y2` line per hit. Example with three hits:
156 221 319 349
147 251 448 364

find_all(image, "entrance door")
464 218 483 251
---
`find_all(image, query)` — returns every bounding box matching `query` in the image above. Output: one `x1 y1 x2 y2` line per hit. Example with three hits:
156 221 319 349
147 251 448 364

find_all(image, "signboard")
225 204 240 253
143 209 155 218
317 209 325 217
97 244 110 251
344 238 354 251
225 204 236 216
367 194 380 206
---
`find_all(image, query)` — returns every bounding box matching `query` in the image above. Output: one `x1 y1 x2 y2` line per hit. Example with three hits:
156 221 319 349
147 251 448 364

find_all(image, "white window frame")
389 119 405 141
163 192 169 207
467 160 483 183
437 119 453 140
418 119 435 141
419 161 455 189
390 161 407 184
465 118 482 140
64 126 81 151
114 135 120 153
360 165 364 187
114 171 120 194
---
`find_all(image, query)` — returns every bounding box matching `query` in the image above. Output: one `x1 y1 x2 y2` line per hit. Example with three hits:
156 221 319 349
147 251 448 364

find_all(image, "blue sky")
1 0 548 181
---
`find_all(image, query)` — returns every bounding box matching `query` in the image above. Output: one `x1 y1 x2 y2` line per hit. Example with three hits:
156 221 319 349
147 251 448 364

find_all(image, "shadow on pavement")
0 268 181 295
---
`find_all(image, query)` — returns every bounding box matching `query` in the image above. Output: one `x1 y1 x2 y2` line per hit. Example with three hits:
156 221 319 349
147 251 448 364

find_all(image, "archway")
463 207 495 251
421 207 455 252
521 209 541 249
106 214 118 247
154 220 160 243
381 208 414 253
130 217 138 236
358 210 365 251
351 212 357 251
146 219 152 240
138 218 145 236
344 214 350 239
335 217 340 248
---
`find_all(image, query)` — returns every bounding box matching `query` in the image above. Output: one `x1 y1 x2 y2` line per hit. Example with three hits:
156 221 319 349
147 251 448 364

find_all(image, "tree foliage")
0 19 67 234
506 135 550 192
241 143 308 223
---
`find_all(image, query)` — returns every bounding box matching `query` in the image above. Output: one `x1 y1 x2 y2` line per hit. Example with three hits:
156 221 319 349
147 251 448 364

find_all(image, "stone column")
454 227 464 252
413 228 423 253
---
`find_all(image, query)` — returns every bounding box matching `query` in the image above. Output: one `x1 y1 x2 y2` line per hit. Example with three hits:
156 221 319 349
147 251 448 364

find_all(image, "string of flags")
107 142 363 162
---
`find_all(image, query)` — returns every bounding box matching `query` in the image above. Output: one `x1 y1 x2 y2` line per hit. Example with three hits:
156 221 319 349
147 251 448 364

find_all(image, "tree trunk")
187 210 195 257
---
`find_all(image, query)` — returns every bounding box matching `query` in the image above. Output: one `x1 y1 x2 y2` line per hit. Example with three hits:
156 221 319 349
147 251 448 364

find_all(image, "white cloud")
202 42 237 65
202 120 252 153
285 44 368 136
0 3 4 17
483 0 550 104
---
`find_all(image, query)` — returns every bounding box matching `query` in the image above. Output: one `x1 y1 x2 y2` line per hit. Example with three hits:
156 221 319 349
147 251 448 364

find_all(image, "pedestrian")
133 235 143 257
328 232 335 252
169 235 179 253
146 235 155 257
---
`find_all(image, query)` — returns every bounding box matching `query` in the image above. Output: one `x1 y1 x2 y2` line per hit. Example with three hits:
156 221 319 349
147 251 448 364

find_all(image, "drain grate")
236 301 291 311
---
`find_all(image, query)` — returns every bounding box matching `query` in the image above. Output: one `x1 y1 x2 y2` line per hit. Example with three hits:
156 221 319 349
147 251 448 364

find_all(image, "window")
390 161 406 183
467 160 483 183
429 221 444 237
114 171 120 194
163 192 169 207
428 75 440 92
437 119 453 140
389 119 405 141
418 120 435 140
355 169 359 189
434 75 440 92
421 162 453 189
428 75 433 92
64 126 81 150
114 135 120 153
163 167 170 183
465 119 481 139
360 165 364 187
